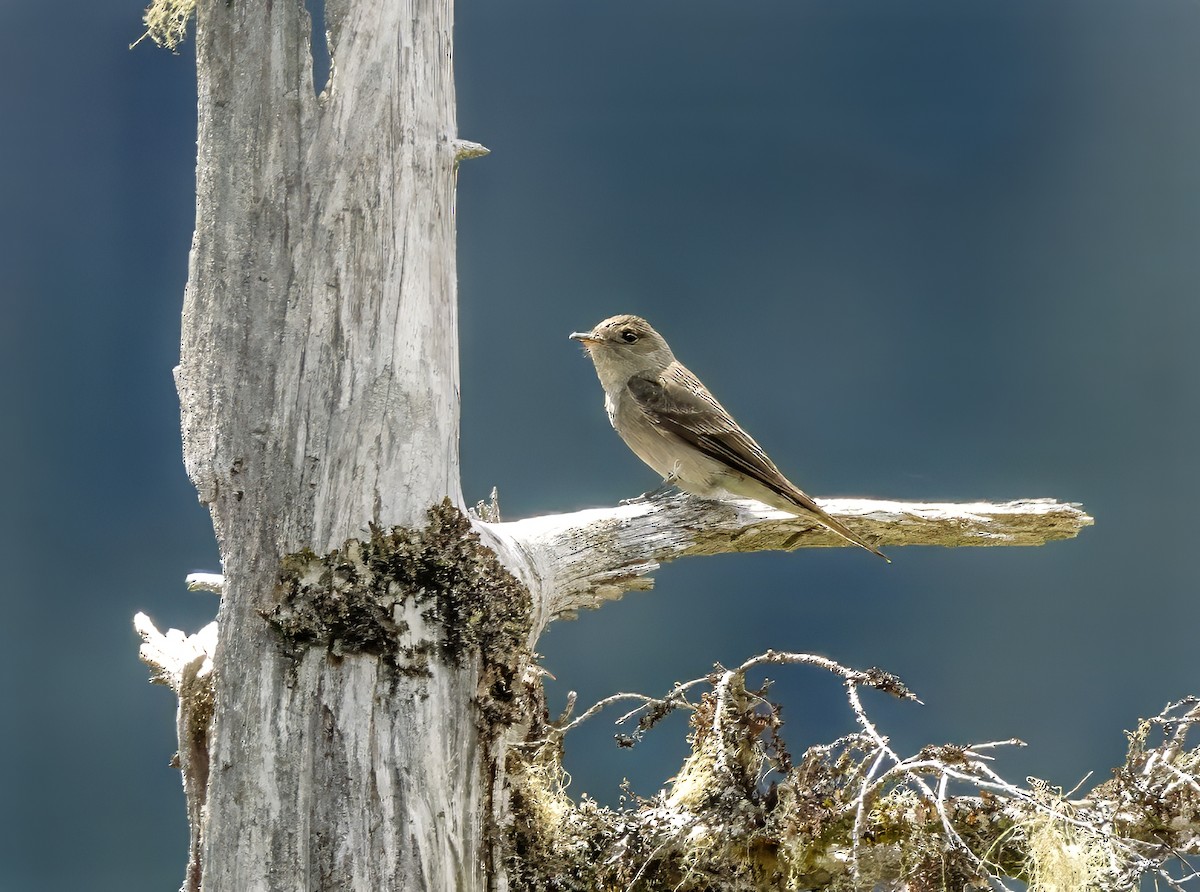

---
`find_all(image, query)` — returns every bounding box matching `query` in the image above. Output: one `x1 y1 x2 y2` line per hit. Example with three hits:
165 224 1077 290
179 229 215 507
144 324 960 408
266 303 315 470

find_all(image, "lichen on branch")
502 655 1200 891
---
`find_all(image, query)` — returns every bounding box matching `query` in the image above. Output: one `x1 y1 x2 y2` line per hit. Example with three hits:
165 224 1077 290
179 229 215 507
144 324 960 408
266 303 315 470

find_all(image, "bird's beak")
569 330 599 345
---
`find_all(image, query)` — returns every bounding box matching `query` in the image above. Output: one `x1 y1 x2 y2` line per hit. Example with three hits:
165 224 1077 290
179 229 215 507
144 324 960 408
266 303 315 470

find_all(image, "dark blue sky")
3 1 1199 888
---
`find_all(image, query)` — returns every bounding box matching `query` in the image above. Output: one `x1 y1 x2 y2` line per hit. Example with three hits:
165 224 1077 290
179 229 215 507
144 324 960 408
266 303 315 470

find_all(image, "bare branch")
478 492 1093 627
174 495 1092 634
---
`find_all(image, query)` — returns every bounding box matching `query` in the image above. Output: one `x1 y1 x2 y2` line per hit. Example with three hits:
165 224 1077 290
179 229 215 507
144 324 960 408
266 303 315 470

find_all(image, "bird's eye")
620 330 639 343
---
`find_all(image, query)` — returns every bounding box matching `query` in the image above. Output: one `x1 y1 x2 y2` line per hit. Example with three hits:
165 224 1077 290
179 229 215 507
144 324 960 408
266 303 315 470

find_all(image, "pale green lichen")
1021 811 1108 892
131 0 196 50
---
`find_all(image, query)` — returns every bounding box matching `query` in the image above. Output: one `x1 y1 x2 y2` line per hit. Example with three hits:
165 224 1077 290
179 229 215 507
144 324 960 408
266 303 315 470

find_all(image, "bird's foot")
620 473 680 505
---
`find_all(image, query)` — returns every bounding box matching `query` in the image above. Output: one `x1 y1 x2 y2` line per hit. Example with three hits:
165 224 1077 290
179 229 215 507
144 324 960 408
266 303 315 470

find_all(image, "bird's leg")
621 465 681 505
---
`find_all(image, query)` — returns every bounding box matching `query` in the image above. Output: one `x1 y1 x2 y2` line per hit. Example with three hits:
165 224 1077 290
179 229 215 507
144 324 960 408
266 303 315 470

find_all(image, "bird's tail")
774 488 890 562
810 507 890 562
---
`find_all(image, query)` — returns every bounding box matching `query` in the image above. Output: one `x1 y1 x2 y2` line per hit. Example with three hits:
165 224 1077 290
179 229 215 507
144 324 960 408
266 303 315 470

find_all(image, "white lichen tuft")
517 741 577 840
131 0 196 50
1022 811 1108 892
666 743 719 813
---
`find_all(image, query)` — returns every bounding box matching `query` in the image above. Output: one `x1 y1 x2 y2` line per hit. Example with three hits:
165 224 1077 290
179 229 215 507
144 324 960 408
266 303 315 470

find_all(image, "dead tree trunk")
170 0 499 888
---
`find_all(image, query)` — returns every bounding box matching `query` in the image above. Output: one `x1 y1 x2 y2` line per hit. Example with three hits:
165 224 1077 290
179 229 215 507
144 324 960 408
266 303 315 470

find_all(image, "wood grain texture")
174 0 482 889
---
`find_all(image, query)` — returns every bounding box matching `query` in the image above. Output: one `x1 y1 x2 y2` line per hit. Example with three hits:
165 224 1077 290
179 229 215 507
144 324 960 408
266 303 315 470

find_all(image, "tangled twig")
511 651 1200 891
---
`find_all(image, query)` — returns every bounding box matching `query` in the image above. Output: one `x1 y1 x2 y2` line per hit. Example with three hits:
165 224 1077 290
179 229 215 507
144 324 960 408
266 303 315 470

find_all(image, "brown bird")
570 314 888 561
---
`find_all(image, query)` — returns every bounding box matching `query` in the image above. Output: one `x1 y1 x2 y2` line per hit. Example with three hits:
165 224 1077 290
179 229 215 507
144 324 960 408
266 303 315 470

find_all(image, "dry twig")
506 652 1200 891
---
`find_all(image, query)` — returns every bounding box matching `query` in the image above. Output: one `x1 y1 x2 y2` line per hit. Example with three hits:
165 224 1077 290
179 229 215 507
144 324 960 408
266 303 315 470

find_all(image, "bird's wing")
625 363 821 512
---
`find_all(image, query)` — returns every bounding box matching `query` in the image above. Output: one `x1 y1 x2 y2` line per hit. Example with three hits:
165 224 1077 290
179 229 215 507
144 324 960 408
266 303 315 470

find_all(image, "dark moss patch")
263 500 532 703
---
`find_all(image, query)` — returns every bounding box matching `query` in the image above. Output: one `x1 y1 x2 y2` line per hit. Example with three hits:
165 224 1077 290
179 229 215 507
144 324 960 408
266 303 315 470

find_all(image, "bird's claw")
621 473 680 505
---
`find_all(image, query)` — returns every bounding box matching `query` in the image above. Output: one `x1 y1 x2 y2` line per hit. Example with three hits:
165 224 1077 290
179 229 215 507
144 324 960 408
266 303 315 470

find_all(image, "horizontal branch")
477 492 1093 628
166 494 1093 635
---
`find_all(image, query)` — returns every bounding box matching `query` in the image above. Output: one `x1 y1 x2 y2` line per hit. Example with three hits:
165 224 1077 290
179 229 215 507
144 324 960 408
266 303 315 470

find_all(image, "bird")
569 314 889 561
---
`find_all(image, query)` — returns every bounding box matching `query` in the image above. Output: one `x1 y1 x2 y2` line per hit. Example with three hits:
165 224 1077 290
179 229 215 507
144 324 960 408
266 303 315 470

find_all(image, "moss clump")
503 736 615 892
263 500 532 717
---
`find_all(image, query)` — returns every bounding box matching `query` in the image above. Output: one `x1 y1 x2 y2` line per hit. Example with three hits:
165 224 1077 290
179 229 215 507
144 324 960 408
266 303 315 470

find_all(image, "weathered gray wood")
173 0 483 889
179 0 463 542
145 1 1115 890
480 493 1094 629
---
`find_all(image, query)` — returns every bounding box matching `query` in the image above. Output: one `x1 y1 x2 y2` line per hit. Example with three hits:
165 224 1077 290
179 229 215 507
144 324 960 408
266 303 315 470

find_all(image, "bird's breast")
609 392 728 496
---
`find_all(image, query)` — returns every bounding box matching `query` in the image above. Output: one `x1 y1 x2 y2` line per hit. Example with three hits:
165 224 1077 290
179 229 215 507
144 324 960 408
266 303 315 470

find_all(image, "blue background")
2 1 1198 888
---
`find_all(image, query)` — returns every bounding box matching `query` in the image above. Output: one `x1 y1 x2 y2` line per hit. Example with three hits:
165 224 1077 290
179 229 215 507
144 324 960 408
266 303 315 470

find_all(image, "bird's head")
570 315 676 387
